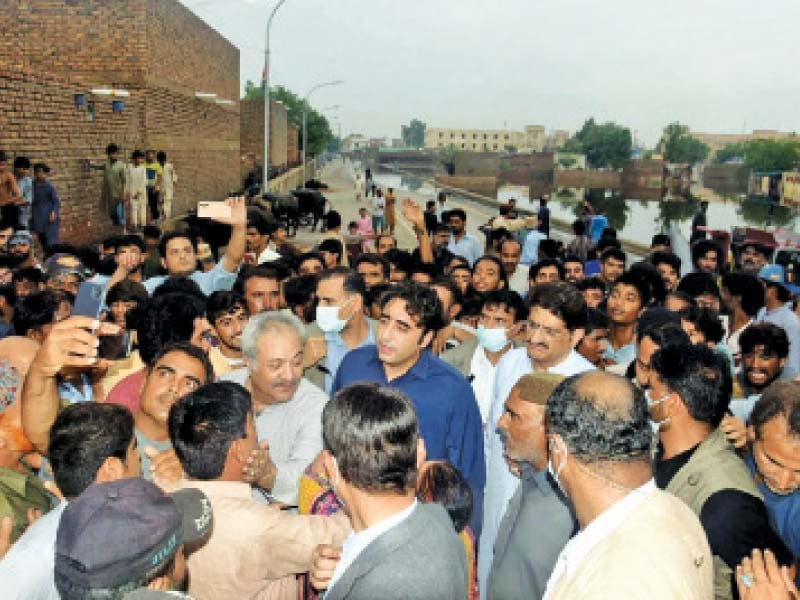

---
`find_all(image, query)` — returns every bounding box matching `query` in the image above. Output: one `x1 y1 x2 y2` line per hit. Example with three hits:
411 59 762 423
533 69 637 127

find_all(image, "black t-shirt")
654 443 792 574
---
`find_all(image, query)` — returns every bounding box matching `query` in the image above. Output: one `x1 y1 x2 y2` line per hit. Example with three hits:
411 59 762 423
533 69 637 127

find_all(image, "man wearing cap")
756 264 800 377
43 253 86 296
54 478 212 600
169 381 350 600
488 373 576 600
7 230 38 270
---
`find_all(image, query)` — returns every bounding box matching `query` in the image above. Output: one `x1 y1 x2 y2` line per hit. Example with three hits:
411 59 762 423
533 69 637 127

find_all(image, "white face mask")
316 297 354 334
645 389 671 432
547 438 567 492
476 325 509 353
452 320 477 336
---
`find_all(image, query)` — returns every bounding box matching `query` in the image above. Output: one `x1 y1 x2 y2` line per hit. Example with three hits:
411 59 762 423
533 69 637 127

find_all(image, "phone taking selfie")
73 282 131 360
197 201 231 220
72 282 106 319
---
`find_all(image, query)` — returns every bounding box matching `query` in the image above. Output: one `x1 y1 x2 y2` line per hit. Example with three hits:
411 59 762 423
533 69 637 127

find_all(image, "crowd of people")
0 154 798 600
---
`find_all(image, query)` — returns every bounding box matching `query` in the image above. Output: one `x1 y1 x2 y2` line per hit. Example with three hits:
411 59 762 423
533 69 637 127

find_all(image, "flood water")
372 169 800 247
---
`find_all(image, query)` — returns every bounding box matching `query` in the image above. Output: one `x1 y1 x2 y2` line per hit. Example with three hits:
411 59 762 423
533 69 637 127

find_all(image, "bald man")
543 371 712 599
489 373 575 600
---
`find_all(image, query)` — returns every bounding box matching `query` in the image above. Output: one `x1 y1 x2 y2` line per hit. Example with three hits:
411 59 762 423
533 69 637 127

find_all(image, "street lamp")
302 80 344 179
264 0 289 193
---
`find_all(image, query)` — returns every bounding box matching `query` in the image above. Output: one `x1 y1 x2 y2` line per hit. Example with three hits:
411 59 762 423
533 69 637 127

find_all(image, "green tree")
401 119 426 148
660 122 710 165
504 144 518 153
743 139 800 172
563 118 632 169
713 142 746 164
242 80 333 158
438 144 458 174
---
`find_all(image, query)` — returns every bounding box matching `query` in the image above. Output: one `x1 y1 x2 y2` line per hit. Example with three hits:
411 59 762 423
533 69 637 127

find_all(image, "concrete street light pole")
302 80 343 182
263 0 288 194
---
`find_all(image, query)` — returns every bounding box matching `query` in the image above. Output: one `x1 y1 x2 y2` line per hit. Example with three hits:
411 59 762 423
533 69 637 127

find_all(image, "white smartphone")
197 201 231 220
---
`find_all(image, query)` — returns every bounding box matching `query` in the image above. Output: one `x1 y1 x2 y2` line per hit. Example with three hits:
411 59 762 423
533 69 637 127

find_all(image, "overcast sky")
181 0 800 146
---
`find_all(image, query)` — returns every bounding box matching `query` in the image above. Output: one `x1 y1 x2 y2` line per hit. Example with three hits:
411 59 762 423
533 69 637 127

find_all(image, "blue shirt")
589 214 608 243
745 454 800 584
143 261 237 296
332 345 486 535
31 180 59 233
520 230 546 266
447 233 482 267
17 176 32 205
603 339 636 365
323 325 375 394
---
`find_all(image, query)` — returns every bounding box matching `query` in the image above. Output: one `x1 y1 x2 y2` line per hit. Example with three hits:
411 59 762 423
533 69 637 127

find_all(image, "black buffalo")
291 188 328 232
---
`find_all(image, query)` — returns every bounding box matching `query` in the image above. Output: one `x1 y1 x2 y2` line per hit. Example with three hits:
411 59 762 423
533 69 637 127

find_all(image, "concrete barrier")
268 159 317 193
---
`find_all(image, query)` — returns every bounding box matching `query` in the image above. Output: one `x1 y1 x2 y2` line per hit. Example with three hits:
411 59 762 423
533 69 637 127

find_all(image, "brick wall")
144 86 240 215
0 69 144 244
0 0 147 87
240 97 298 175
554 169 622 189
287 125 300 166
0 0 241 242
146 0 239 102
454 152 500 177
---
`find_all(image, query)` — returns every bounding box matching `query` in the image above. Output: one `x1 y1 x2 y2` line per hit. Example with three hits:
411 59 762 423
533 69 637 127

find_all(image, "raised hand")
29 317 121 375
401 198 425 232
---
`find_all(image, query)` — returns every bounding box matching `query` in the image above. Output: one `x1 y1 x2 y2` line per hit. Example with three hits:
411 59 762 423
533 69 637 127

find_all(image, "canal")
371 169 800 247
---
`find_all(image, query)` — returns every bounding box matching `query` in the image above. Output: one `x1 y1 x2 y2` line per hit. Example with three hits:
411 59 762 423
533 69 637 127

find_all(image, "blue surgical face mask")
476 325 509 353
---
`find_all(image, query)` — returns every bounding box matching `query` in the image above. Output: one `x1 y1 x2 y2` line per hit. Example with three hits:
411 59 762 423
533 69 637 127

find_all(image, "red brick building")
239 97 301 181
0 0 240 243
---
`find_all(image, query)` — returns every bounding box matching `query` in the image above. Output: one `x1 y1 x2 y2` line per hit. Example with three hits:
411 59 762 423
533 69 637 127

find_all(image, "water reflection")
738 196 795 228
372 168 800 246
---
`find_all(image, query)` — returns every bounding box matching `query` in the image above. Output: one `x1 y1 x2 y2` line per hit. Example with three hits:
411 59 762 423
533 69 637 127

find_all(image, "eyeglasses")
525 321 565 339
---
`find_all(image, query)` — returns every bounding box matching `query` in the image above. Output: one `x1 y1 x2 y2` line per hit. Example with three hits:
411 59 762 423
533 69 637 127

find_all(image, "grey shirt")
220 370 328 504
135 428 172 482
488 464 576 600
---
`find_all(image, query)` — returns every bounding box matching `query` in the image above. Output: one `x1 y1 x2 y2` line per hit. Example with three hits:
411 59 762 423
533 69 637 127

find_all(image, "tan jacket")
546 488 712 600
666 427 763 600
440 337 480 378
179 479 350 600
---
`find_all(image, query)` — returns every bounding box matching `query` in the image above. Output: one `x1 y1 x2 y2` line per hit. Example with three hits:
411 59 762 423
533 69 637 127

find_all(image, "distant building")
546 129 570 151
342 134 369 152
424 125 566 153
691 129 798 155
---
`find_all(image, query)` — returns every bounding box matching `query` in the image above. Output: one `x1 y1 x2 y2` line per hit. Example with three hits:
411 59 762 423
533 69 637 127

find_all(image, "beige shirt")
179 479 351 600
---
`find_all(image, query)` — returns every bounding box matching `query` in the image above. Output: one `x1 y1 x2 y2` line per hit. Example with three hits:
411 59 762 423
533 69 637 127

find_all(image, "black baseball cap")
55 479 212 591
